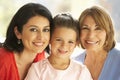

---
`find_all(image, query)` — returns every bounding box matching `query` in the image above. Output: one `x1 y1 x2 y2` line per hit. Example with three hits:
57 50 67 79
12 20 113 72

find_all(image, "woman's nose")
87 30 96 39
37 31 44 40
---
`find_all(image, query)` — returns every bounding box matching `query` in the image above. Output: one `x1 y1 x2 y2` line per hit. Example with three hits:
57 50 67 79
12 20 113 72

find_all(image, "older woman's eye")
81 25 89 30
95 26 103 30
82 27 89 30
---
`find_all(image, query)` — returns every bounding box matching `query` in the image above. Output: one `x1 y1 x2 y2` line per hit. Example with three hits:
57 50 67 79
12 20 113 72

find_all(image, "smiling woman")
14 15 50 53
74 6 120 80
0 3 53 80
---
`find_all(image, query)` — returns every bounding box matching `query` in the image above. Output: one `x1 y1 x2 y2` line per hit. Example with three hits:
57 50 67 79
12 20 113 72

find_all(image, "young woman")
0 3 53 80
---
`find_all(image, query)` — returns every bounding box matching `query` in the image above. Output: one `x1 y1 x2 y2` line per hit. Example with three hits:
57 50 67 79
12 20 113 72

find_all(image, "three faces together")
0 2 118 80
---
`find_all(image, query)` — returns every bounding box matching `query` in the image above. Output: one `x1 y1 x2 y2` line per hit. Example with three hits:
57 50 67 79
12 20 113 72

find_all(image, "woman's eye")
81 27 89 30
30 28 38 32
81 26 89 30
95 27 102 30
43 28 50 32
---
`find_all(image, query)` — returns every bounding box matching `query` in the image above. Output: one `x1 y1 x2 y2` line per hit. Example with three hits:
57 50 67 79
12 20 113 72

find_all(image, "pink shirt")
25 58 93 80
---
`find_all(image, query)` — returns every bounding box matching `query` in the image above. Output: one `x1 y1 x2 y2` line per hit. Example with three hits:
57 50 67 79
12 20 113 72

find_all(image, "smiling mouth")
58 49 68 54
33 42 44 46
86 40 98 44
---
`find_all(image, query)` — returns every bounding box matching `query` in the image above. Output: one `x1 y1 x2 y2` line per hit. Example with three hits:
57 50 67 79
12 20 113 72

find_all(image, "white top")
25 58 92 80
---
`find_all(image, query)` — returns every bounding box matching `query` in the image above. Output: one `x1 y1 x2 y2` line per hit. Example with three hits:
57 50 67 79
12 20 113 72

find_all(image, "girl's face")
80 15 106 51
15 16 50 53
50 27 77 59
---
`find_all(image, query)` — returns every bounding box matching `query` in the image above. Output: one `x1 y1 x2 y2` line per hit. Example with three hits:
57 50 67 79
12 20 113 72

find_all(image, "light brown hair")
79 6 115 52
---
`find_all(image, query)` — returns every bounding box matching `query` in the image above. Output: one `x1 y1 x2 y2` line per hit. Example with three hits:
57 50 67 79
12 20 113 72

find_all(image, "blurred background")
0 0 120 51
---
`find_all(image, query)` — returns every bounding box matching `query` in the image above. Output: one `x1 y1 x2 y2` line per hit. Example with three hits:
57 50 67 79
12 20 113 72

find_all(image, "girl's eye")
69 41 74 44
56 38 62 41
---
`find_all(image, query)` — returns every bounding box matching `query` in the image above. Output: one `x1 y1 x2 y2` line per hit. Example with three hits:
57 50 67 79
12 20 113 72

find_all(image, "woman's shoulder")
0 48 14 63
108 48 120 62
109 48 120 55
72 51 86 63
0 47 12 53
0 48 15 74
0 48 13 56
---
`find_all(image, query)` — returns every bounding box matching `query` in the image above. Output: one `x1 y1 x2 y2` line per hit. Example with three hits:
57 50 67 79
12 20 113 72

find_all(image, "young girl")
25 13 92 80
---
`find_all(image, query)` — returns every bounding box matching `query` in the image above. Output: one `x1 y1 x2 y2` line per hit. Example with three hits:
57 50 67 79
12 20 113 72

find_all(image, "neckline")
12 53 20 80
47 58 72 72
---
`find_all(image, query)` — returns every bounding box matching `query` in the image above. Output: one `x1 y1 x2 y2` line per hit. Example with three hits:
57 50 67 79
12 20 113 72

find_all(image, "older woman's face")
80 16 106 51
16 16 50 53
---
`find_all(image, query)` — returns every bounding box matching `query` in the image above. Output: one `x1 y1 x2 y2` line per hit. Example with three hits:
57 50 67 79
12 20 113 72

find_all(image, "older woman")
74 6 120 80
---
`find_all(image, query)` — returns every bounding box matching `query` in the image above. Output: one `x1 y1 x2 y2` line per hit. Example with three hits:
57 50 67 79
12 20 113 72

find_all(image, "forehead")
82 15 105 28
83 16 95 23
25 16 50 27
52 27 77 39
53 27 75 33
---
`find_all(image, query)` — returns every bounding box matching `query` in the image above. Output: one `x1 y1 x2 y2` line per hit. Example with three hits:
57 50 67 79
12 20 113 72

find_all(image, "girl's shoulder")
32 58 49 69
71 59 86 70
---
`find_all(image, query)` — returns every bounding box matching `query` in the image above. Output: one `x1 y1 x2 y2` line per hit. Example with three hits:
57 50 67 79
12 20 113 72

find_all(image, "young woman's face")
16 16 50 53
80 15 106 51
50 27 77 59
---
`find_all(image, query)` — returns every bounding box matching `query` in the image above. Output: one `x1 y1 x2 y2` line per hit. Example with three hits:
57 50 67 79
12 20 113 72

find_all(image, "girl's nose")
61 42 68 49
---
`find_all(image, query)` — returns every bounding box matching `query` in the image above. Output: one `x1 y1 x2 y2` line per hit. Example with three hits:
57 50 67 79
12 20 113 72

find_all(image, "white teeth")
34 42 43 46
86 41 96 44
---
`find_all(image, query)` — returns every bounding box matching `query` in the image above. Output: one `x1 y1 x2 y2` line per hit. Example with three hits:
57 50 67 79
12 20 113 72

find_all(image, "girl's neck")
48 56 70 70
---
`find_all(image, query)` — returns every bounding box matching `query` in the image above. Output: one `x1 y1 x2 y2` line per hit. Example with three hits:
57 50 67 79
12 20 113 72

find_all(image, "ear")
74 41 79 48
14 26 22 39
49 40 52 44
74 43 77 48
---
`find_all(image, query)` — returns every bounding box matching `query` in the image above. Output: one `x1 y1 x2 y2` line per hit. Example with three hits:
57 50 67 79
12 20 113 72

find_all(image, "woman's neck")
14 50 38 80
86 49 108 58
84 49 108 80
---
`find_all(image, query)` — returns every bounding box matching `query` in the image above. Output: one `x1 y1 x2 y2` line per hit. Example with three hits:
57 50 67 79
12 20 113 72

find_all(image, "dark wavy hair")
3 3 53 53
